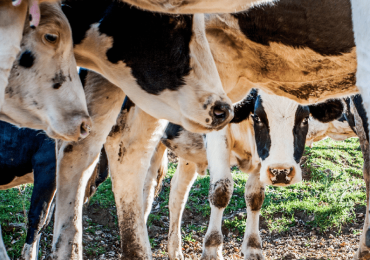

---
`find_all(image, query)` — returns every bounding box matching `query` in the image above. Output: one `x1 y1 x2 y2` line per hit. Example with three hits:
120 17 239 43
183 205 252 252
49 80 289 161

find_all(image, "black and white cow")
0 121 109 260
157 90 344 259
49 0 239 257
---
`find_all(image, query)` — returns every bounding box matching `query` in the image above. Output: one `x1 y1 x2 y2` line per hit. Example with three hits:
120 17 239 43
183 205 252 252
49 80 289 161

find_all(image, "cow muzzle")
266 164 296 186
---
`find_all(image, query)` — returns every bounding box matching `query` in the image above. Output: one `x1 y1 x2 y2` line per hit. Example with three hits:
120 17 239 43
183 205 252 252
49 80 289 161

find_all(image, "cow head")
62 0 233 133
0 2 91 142
232 90 344 186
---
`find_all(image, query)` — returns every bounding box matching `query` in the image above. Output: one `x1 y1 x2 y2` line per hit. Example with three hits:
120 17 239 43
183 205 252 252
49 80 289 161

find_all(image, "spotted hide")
157 90 344 260
0 118 108 260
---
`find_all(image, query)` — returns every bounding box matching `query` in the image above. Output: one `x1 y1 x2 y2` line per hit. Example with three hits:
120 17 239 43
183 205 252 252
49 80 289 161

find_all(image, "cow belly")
0 172 33 190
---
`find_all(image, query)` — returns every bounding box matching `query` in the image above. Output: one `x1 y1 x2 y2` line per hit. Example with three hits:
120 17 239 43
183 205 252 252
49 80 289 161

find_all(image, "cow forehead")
257 91 299 122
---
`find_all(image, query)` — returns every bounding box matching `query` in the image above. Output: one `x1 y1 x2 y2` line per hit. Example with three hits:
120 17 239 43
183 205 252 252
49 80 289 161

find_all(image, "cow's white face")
247 91 344 186
63 1 233 133
0 3 91 142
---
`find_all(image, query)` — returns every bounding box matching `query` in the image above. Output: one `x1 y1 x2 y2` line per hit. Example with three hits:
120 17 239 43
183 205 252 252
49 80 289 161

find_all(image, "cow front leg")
0 0 27 109
0 226 10 260
22 142 57 260
143 141 168 222
242 173 265 260
201 128 233 260
167 158 198 260
352 97 370 259
49 72 125 260
105 107 167 259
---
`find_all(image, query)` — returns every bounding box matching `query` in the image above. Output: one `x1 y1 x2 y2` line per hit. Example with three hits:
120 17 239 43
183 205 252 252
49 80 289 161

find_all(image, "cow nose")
269 167 295 185
211 102 233 127
79 117 92 139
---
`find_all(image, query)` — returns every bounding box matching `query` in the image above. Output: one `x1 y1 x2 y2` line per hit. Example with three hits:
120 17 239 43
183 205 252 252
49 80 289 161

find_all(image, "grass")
0 137 367 259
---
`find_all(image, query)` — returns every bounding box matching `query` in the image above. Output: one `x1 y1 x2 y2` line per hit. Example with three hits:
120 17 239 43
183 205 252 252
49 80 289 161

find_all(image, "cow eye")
252 114 261 123
44 33 58 44
302 117 309 126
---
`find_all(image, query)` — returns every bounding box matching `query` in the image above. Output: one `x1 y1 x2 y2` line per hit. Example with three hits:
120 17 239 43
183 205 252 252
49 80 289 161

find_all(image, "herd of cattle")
1 0 370 259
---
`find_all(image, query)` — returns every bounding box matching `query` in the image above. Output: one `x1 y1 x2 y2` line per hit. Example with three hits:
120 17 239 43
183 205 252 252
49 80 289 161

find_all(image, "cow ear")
230 89 258 124
309 99 344 123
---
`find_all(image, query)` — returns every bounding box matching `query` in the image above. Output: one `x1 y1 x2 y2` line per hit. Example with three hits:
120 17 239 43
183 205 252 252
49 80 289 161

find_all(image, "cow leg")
0 226 10 260
201 128 233 260
22 141 57 260
0 0 27 109
143 141 168 222
242 173 265 260
351 98 370 259
167 158 198 260
104 108 167 260
49 75 125 260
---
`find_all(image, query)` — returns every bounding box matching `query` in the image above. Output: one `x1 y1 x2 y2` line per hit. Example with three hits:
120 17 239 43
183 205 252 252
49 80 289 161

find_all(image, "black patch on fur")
101 2 192 95
293 105 310 163
164 123 184 141
19 50 35 68
253 96 271 161
230 89 258 124
352 95 369 142
78 68 89 88
52 71 67 89
342 97 357 134
309 99 344 123
121 96 135 112
62 0 112 45
63 0 193 95
233 0 355 56
64 144 73 153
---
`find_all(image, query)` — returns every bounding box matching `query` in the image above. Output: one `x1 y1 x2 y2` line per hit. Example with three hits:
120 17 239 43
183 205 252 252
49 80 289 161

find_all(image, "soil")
36 152 365 260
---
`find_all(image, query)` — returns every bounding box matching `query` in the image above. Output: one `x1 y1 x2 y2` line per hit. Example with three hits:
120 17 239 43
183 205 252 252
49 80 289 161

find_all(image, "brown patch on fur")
209 178 233 208
119 201 149 259
359 251 370 260
247 234 262 249
246 187 265 211
64 144 73 153
204 231 222 247
118 142 126 161
277 73 356 101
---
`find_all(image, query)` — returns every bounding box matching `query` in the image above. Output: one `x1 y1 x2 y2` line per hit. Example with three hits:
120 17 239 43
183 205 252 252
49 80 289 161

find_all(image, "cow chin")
259 161 302 187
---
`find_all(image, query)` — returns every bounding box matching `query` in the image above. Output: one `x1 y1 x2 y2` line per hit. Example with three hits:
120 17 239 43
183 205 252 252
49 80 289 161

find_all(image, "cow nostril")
213 104 230 120
214 108 226 118
79 120 91 138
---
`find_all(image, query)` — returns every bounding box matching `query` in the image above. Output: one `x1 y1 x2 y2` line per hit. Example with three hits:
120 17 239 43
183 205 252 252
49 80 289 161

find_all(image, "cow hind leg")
242 173 265 260
167 158 198 260
143 141 168 222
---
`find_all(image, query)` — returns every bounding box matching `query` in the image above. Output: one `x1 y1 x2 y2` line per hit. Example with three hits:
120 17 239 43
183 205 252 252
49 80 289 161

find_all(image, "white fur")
74 14 232 134
258 92 302 186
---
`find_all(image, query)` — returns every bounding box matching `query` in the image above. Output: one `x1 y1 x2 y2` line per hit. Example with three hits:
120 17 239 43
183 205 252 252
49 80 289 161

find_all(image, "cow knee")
245 187 265 211
204 231 223 248
209 178 233 208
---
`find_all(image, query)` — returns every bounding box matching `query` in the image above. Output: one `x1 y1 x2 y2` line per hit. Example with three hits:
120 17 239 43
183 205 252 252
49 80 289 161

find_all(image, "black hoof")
366 227 370 248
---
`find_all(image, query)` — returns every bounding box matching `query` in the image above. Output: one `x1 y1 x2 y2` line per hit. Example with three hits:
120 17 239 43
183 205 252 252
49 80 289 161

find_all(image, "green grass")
0 137 367 258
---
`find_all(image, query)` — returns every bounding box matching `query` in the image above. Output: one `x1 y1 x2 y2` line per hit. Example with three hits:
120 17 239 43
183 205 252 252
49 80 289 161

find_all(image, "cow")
0 121 109 260
49 0 242 256
0 2 91 141
155 91 346 260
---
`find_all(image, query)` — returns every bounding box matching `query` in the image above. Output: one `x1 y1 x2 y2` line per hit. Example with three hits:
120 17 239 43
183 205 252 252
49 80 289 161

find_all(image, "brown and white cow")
0 2 90 142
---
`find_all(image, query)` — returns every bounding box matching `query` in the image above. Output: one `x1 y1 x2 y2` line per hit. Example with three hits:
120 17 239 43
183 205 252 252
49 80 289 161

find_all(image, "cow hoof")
168 248 184 260
366 227 370 248
244 252 265 260
200 254 224 260
355 249 370 260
